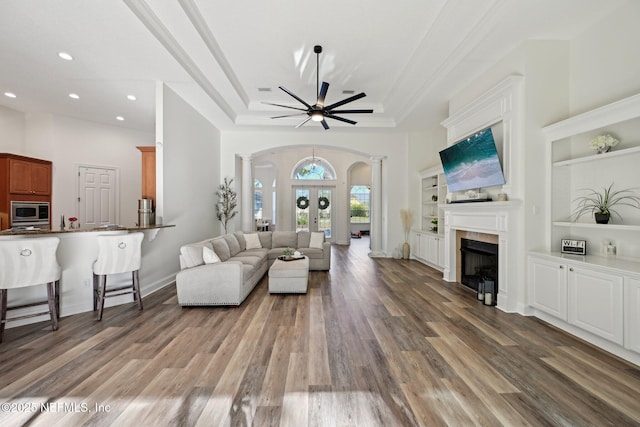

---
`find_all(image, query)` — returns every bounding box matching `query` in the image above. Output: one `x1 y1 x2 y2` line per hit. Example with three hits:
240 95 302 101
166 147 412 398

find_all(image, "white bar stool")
0 237 61 342
93 232 144 321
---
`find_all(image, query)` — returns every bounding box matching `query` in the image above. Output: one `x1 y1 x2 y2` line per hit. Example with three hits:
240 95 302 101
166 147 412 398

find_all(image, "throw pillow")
244 233 262 249
211 238 231 261
203 246 221 264
309 232 325 249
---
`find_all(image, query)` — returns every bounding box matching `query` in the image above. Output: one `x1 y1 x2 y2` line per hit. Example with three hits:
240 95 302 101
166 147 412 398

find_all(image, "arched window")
292 156 336 180
254 179 263 219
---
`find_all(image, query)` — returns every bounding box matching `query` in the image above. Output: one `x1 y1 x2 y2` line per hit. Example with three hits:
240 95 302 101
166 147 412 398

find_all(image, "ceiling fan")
264 45 373 130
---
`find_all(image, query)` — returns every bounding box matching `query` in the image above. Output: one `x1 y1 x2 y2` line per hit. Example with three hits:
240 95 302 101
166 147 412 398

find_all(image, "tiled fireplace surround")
441 201 522 312
439 76 525 313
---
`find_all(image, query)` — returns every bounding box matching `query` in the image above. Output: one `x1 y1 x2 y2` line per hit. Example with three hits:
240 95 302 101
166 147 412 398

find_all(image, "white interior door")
78 166 118 227
294 186 333 240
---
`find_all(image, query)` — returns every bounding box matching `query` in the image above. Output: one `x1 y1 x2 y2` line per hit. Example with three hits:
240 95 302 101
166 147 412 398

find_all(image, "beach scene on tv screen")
440 128 505 192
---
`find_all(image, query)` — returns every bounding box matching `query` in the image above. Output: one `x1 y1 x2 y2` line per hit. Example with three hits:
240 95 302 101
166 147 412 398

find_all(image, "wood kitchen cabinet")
0 153 53 230
4 155 51 196
137 146 156 204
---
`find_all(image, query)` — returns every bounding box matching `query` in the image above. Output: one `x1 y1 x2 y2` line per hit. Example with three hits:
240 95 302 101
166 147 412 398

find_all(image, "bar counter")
0 223 174 236
0 224 175 328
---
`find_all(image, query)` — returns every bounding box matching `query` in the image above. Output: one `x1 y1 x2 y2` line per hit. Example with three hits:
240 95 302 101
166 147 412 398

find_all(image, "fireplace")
459 238 498 295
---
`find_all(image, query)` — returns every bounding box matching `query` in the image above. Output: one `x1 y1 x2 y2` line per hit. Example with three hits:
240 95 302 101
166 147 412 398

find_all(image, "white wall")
221 130 408 254
144 84 221 290
570 1 640 115
0 105 25 153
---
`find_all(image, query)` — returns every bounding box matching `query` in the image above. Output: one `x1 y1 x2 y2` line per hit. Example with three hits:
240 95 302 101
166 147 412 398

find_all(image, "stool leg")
133 270 143 311
97 275 107 321
0 289 7 343
55 280 60 319
93 273 98 311
47 282 59 331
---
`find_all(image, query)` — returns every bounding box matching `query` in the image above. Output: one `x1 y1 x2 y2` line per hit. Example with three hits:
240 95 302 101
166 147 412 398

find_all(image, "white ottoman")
269 256 309 293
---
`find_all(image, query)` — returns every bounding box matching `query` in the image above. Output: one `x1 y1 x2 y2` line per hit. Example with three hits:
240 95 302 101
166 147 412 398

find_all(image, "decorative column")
369 156 385 257
241 154 253 232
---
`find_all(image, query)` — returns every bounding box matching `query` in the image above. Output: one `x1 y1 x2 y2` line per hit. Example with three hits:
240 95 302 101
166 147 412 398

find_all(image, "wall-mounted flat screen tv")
438 127 506 192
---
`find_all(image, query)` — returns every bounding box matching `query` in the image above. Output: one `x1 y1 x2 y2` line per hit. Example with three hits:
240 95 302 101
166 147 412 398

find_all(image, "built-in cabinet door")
568 266 624 345
624 276 640 353
528 256 568 320
425 235 439 266
413 233 423 259
437 237 445 267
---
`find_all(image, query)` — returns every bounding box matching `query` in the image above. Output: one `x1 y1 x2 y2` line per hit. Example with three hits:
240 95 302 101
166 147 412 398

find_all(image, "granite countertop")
0 224 175 236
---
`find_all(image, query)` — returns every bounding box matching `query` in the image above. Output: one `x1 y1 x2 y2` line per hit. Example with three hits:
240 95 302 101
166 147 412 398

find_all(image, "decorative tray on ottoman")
277 255 305 261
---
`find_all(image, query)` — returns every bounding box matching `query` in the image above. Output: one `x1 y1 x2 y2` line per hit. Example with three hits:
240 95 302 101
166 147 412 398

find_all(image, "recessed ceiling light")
116 116 124 121
342 90 355 95
258 88 272 92
126 94 137 101
4 92 16 98
58 52 73 61
69 93 79 99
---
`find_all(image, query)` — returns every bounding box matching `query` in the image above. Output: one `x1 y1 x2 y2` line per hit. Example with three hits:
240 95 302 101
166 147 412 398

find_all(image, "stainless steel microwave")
11 201 50 225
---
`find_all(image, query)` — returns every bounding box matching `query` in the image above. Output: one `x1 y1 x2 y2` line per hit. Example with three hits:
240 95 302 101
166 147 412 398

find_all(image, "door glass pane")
295 189 310 232
318 188 332 239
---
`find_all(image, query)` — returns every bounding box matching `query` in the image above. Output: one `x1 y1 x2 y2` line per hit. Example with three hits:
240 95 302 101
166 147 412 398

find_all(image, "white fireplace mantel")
441 201 523 313
440 75 526 314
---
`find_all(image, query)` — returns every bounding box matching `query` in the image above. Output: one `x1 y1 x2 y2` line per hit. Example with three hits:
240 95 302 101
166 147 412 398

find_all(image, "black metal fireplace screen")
460 238 498 296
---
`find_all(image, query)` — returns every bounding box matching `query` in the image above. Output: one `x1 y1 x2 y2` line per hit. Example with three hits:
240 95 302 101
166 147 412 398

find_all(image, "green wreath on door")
296 196 309 210
318 196 330 210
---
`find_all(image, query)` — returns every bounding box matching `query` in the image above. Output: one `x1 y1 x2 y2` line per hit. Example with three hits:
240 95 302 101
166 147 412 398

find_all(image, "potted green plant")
571 183 640 224
215 178 238 233
431 218 438 232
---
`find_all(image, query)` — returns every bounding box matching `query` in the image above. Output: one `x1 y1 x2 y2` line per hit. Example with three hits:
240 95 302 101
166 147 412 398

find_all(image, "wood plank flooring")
1 237 640 426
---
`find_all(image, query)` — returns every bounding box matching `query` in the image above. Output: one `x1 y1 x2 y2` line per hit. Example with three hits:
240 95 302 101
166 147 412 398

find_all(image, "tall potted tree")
216 178 238 233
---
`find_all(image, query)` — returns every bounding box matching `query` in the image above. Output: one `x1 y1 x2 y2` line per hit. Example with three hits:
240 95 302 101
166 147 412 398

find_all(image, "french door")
293 186 333 240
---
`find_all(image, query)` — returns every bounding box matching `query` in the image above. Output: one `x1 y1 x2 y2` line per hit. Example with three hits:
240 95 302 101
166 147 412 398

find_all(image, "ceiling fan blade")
295 117 312 128
279 86 312 109
262 101 308 112
321 120 330 130
317 82 329 107
326 113 357 125
329 109 374 114
271 113 308 119
324 92 366 110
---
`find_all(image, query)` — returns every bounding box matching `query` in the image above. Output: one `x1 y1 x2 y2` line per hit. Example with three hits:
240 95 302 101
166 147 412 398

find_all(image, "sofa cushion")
244 233 262 249
234 231 247 251
224 234 241 257
272 231 298 249
211 237 231 261
309 232 325 249
203 246 221 264
231 254 264 268
296 247 324 259
297 231 311 249
180 241 209 268
258 231 272 249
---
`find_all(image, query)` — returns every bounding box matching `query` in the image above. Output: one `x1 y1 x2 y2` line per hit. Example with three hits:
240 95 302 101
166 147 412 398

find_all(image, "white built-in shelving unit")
531 92 640 366
413 165 446 269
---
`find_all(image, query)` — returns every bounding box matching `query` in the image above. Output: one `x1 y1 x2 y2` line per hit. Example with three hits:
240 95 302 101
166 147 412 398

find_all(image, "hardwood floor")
1 237 640 426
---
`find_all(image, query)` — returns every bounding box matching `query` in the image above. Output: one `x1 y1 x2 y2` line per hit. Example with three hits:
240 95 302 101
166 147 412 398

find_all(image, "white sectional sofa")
176 230 330 306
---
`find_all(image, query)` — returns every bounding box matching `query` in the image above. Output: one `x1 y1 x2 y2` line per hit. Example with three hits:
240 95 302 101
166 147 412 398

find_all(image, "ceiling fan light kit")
265 45 373 130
